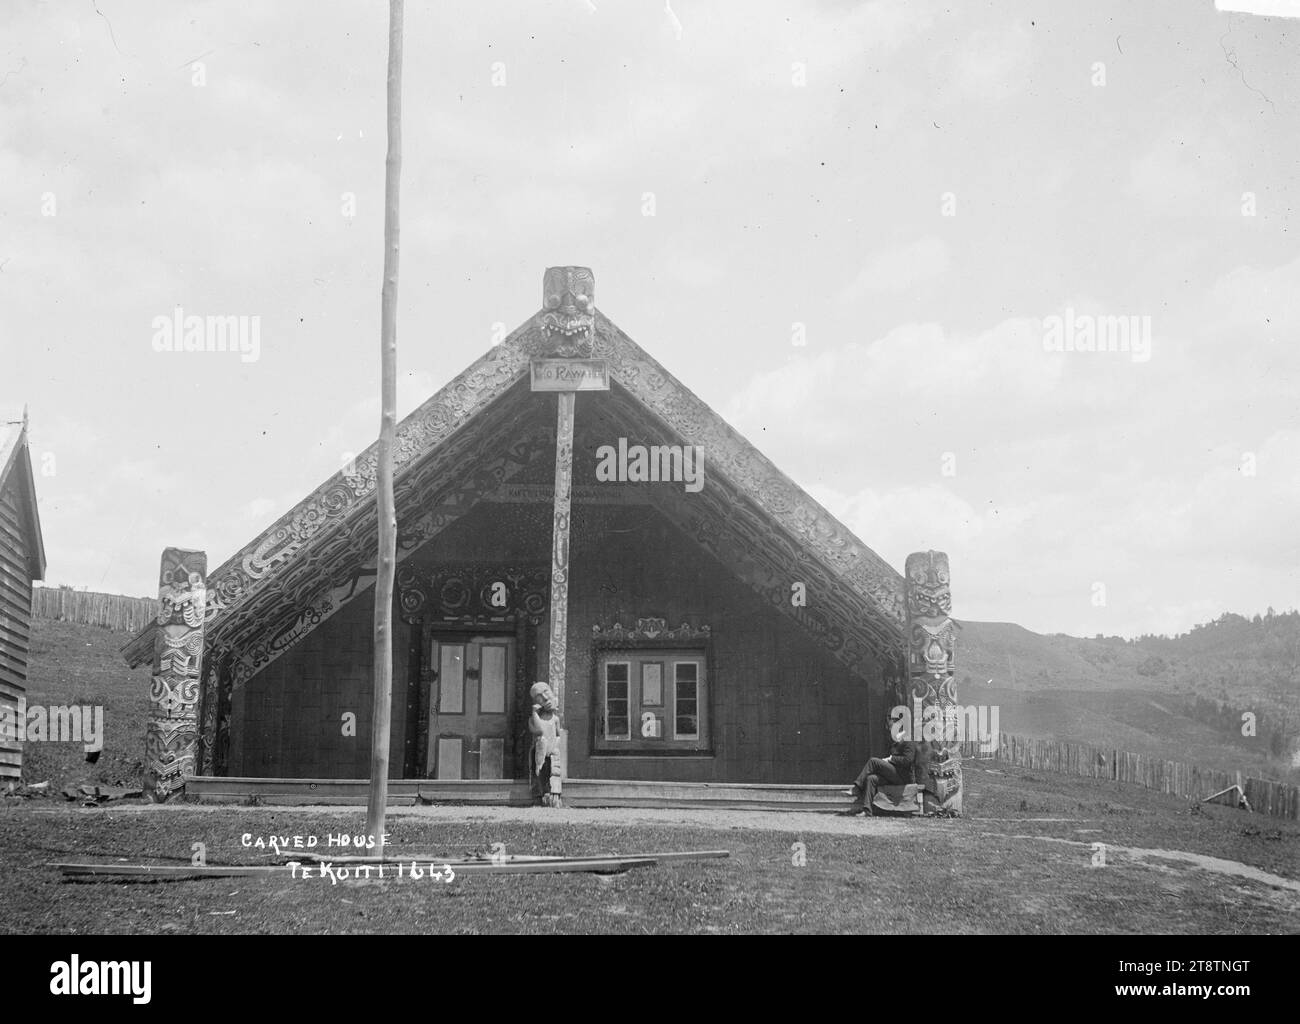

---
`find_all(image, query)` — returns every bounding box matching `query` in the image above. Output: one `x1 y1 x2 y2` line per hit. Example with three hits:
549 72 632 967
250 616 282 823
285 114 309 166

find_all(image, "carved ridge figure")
540 266 595 356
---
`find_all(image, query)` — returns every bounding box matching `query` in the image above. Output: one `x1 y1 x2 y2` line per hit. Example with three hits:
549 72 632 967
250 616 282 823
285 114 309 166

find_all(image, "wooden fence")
959 733 1299 821
32 587 156 634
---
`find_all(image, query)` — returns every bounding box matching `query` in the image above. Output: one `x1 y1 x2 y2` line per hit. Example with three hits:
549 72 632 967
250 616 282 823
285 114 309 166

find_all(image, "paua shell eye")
546 295 560 309
576 293 590 309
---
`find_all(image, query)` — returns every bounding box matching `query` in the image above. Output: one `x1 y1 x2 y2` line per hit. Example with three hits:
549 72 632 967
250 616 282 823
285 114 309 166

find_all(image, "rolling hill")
957 612 1300 782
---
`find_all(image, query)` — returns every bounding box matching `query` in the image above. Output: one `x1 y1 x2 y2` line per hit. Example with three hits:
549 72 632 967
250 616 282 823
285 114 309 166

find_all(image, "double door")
422 630 515 780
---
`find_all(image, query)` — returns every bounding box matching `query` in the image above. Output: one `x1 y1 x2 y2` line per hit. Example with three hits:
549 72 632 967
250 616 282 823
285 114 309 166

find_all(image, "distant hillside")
958 621 1128 690
958 612 1300 782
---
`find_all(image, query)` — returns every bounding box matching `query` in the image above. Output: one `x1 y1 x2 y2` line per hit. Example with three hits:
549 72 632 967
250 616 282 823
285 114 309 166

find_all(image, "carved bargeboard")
159 272 911 781
196 422 556 773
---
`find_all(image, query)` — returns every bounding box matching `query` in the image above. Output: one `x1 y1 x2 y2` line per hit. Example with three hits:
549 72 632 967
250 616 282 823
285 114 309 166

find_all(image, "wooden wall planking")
0 479 32 780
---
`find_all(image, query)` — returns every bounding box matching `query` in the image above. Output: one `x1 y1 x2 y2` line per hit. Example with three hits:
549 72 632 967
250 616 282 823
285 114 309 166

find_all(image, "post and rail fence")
959 732 1299 821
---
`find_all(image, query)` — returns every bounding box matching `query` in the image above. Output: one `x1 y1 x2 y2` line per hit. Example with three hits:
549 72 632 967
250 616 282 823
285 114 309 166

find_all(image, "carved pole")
545 389 575 797
365 0 403 856
145 548 206 802
535 265 598 805
905 550 962 815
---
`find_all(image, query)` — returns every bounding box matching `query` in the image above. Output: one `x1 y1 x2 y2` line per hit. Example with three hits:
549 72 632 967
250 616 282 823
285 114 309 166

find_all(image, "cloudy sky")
1 0 1297 638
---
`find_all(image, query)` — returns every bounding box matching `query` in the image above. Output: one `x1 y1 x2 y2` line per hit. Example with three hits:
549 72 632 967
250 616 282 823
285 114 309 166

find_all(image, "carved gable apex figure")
540 266 595 356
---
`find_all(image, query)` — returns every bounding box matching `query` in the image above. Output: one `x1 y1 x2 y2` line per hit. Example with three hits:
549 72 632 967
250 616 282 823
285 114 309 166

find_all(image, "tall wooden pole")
366 0 403 853
545 389 576 798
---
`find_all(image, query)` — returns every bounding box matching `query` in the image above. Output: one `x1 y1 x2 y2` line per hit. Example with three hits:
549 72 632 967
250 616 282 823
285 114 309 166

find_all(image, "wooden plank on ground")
287 849 730 865
55 856 661 880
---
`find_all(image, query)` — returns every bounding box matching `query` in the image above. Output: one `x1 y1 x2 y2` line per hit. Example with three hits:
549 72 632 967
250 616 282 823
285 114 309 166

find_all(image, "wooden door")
425 632 514 780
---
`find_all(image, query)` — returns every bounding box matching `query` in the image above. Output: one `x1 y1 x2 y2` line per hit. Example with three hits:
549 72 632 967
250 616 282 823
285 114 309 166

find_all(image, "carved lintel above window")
591 617 711 648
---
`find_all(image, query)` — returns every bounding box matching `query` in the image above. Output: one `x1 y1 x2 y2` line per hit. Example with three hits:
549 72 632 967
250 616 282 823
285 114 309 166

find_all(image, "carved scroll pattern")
905 550 962 815
591 618 712 647
547 392 576 707
396 563 550 626
146 548 206 801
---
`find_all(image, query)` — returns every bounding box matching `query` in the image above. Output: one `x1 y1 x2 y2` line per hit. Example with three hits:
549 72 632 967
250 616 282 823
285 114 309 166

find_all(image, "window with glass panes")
595 650 708 752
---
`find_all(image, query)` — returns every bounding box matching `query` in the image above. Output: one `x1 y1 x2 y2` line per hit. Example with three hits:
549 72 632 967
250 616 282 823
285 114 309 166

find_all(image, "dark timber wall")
0 472 33 782
564 507 885 783
229 494 887 784
228 591 412 779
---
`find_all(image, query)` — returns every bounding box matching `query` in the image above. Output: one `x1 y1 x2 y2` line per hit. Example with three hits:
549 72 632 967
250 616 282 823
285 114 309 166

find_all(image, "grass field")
3 761 1298 934
17 617 151 794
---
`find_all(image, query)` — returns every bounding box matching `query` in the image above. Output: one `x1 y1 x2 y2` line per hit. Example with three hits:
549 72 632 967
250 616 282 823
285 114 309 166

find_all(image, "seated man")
843 740 921 813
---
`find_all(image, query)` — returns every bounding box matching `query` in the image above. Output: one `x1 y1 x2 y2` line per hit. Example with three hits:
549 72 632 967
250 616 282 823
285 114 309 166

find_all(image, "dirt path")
994 832 1300 894
8 802 918 836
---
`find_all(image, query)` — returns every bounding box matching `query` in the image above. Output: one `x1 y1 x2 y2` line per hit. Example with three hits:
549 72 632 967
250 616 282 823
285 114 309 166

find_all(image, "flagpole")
366 0 403 855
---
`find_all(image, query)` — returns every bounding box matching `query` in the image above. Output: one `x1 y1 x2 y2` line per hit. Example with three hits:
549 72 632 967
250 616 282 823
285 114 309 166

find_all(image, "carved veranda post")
145 548 206 802
531 266 604 806
905 550 962 815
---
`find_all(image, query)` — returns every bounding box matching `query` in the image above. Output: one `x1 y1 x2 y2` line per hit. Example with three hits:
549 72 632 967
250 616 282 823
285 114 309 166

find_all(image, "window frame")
640 660 665 708
673 661 700 740
602 660 632 741
591 647 711 755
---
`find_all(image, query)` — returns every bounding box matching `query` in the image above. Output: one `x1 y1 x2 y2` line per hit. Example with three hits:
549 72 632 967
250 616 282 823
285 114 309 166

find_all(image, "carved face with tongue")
540 266 595 354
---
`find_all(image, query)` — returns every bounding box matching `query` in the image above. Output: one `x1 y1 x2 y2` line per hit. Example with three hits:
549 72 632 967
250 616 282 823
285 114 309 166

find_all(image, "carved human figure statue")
528 681 564 807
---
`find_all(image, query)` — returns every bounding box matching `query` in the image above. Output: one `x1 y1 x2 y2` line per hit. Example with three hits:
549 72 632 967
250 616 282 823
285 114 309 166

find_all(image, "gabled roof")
122 277 906 685
0 419 47 581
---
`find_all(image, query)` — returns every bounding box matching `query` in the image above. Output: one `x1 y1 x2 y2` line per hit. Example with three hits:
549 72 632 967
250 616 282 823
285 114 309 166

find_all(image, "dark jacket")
887 741 920 783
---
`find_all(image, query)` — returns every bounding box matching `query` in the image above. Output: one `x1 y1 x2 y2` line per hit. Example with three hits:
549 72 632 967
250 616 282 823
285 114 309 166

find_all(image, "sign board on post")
530 359 610 392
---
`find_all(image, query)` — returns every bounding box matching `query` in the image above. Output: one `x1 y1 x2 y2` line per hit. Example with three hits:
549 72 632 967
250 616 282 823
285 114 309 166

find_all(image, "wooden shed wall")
0 473 33 781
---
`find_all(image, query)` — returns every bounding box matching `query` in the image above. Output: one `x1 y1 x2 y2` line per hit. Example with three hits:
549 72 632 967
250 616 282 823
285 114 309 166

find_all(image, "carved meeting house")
122 268 961 804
